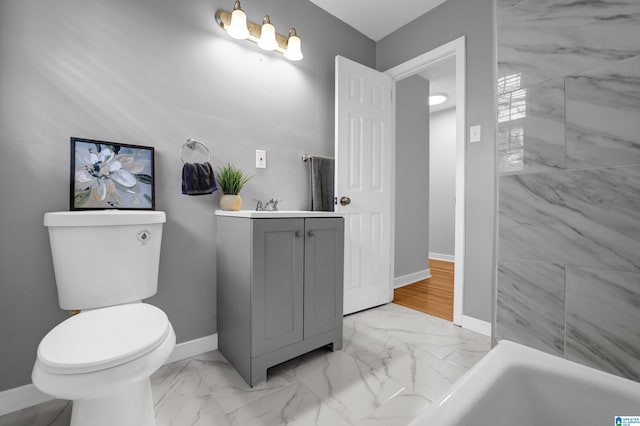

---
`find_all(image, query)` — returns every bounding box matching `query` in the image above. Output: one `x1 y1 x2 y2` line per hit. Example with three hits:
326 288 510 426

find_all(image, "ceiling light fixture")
428 93 448 106
215 1 304 61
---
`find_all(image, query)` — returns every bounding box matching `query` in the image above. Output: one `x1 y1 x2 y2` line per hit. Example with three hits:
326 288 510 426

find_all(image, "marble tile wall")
498 78 565 174
496 0 640 381
497 0 640 88
496 258 565 356
565 266 640 381
566 55 640 169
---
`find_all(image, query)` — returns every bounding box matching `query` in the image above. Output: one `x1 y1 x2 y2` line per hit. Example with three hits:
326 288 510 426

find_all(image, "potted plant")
215 163 252 211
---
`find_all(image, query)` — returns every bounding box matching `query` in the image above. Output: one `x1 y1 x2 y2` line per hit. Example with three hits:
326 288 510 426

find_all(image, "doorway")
386 36 466 325
394 259 455 321
394 55 457 321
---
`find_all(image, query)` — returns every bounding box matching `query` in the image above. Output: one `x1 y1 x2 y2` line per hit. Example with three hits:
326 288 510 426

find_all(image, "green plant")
215 163 252 195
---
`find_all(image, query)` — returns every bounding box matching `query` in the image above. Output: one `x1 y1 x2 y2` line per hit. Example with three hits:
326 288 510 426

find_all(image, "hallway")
393 259 454 322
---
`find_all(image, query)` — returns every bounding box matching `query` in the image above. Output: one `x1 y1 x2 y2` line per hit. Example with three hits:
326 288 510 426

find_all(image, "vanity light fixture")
226 0 250 40
283 28 303 61
257 16 278 51
429 93 448 106
215 1 303 61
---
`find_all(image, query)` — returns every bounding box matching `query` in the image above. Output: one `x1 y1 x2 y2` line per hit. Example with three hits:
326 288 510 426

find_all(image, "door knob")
340 196 351 206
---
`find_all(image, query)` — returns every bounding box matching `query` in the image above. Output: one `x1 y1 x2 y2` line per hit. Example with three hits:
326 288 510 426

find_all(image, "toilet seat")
37 303 170 375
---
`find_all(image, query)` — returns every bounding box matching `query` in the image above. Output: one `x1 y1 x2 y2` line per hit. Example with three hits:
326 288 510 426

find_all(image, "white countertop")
215 210 343 218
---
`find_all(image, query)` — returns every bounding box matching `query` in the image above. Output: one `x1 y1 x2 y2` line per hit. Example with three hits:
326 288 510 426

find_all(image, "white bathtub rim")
411 340 640 425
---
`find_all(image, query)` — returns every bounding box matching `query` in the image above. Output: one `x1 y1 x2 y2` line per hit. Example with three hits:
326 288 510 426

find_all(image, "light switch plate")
256 150 266 168
470 125 481 143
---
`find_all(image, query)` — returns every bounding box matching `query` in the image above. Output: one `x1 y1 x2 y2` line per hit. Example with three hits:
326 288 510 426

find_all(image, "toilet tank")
44 211 166 310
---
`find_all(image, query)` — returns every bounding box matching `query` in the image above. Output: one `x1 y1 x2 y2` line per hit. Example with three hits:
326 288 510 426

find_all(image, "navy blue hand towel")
181 162 218 195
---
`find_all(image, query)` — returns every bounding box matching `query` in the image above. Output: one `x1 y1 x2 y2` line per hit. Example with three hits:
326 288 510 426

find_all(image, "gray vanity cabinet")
217 214 344 386
302 218 344 338
251 218 304 357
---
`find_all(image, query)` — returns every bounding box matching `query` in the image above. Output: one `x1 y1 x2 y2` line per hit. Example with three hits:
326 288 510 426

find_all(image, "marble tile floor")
0 303 490 426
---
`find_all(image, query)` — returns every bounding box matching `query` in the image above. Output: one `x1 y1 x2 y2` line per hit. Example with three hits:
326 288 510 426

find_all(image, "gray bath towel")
308 155 334 211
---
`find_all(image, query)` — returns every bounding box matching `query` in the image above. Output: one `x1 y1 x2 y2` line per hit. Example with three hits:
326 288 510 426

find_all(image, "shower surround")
495 0 640 381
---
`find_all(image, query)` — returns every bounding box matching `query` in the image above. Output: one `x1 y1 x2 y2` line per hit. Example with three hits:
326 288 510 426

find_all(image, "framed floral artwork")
70 137 155 210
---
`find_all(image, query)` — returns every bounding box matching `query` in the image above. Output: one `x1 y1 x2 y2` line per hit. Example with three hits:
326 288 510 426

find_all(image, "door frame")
384 36 466 325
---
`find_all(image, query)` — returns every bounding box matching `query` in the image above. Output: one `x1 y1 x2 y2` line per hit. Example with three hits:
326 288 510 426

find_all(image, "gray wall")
429 108 456 258
394 75 429 278
0 0 374 391
496 0 640 381
377 0 496 322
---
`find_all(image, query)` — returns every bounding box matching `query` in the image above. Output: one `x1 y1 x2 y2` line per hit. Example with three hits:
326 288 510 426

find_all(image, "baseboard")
0 333 218 417
166 333 218 364
394 269 431 289
461 315 492 337
0 384 52 417
429 252 455 262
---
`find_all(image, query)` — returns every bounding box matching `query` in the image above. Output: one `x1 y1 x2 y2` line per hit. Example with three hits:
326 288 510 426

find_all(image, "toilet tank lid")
44 211 166 227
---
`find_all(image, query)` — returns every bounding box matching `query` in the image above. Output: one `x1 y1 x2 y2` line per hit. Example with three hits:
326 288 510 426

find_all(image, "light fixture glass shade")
258 16 278 51
284 28 303 61
227 1 249 40
428 93 448 106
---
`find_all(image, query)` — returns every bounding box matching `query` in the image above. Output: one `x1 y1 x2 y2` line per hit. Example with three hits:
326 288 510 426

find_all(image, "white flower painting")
71 138 154 209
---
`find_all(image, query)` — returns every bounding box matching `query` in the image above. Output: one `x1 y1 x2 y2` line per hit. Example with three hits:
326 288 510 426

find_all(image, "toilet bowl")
32 303 176 426
34 211 175 426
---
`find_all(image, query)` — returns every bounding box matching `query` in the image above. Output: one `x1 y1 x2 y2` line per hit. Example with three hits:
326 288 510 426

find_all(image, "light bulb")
258 15 278 51
227 1 249 40
284 28 303 61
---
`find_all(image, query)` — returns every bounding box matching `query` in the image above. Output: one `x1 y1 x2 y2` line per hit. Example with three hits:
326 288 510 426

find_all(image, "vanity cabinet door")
303 218 344 339
251 218 305 357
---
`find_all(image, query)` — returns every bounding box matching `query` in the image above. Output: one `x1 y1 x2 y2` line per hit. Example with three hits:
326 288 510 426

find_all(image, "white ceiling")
308 0 456 112
308 0 448 42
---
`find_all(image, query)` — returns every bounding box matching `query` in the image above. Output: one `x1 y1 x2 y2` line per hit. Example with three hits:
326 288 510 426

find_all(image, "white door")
335 55 394 315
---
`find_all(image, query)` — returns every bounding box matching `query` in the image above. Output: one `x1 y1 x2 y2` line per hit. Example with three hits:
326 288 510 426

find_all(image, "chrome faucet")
264 198 279 211
255 198 280 211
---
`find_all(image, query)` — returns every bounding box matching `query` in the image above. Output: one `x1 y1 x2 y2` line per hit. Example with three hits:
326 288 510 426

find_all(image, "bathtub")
411 340 640 426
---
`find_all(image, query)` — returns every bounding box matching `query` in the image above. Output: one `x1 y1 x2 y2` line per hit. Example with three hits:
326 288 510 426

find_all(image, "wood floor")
393 259 454 321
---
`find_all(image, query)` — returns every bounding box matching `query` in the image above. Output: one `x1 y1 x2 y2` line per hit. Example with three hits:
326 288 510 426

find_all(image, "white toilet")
32 210 176 426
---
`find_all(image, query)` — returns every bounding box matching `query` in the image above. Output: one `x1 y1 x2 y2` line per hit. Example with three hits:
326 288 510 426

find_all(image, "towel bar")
180 138 211 163
302 154 334 162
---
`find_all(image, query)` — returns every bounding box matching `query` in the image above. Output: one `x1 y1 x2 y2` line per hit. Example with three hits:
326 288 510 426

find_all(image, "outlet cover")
470 125 481 143
256 150 266 168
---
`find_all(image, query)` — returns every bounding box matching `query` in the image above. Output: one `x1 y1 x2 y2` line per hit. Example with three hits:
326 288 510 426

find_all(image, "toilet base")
71 378 155 426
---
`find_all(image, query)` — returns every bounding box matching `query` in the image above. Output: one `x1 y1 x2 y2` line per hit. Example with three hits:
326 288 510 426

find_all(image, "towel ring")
180 138 211 164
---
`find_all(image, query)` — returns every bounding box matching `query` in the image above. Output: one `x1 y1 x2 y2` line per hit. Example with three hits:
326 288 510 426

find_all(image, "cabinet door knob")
340 196 351 206
295 231 303 238
308 231 316 237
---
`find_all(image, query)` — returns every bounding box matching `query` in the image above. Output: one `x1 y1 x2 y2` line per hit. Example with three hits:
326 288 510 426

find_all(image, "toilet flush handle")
137 230 151 244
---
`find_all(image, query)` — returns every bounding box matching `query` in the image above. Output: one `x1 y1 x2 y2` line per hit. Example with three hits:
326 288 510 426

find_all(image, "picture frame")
70 137 155 210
